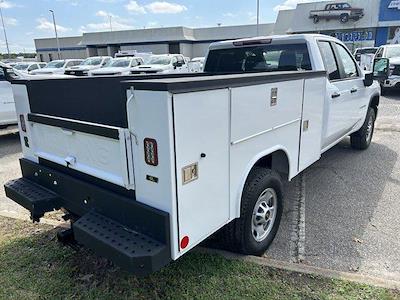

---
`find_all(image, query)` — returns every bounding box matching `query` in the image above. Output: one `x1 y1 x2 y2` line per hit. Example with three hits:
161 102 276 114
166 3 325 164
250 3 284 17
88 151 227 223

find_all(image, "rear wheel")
224 168 283 256
350 107 376 150
312 15 320 23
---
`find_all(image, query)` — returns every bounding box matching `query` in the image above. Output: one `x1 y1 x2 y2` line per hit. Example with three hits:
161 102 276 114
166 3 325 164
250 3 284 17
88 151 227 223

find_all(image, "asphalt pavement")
0 94 399 282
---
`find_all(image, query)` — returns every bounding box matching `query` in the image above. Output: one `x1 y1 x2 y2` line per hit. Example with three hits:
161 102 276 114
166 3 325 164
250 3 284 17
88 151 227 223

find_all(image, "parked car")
0 64 16 129
64 56 112 76
130 54 189 74
4 34 385 275
89 57 144 76
188 57 205 73
374 44 400 93
13 62 46 74
310 2 364 24
31 59 83 75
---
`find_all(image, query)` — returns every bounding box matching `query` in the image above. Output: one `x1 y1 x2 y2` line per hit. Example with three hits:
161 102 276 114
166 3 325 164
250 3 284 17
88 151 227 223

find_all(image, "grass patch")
0 216 399 300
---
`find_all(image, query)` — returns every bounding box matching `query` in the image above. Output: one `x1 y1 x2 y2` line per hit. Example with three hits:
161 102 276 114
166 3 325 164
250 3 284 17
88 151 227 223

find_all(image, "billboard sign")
309 2 364 24
380 0 400 21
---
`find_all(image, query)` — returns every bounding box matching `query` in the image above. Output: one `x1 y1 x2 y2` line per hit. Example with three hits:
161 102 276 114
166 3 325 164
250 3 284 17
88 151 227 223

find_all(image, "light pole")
49 9 61 59
0 0 10 58
109 15 113 32
256 0 260 36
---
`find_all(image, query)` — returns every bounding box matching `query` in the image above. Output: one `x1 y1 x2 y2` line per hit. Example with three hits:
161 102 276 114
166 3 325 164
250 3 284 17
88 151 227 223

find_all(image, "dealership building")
35 0 400 62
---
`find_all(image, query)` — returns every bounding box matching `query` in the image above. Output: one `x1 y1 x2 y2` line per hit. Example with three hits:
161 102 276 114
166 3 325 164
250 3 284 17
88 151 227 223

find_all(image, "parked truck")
309 2 364 24
3 34 388 275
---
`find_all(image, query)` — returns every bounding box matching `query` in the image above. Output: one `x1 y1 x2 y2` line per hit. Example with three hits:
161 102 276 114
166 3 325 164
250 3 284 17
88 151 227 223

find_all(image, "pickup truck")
130 54 189 74
64 56 112 76
0 64 16 128
374 43 400 93
310 2 364 24
3 34 388 275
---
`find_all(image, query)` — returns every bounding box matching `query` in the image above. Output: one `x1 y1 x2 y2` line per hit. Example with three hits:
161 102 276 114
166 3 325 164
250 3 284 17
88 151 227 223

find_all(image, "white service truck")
3 34 388 275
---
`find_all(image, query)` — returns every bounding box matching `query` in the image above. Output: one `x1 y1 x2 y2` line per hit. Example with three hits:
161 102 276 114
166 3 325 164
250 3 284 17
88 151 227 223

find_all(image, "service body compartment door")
173 89 230 253
28 117 134 189
298 77 325 172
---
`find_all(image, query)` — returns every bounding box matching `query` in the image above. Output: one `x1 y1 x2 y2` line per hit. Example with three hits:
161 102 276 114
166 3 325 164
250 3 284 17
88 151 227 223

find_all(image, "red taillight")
144 138 158 166
19 114 26 132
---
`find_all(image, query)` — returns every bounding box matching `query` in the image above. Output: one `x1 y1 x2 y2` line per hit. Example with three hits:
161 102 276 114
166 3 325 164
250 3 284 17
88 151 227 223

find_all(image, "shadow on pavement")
0 131 21 159
305 137 399 279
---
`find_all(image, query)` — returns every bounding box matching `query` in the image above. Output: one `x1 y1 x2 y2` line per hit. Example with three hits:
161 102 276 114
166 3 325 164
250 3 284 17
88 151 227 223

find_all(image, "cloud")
145 1 187 14
0 1 16 9
36 18 71 33
0 17 18 26
223 12 236 18
125 1 146 14
80 10 134 32
125 1 187 15
273 0 320 12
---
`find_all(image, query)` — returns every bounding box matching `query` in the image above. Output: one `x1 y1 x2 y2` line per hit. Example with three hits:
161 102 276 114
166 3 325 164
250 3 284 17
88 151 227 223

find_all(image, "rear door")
332 42 366 124
318 40 358 149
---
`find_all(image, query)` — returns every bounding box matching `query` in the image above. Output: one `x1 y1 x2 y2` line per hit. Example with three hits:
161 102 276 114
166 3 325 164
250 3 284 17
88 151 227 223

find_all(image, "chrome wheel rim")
366 115 373 143
251 188 277 242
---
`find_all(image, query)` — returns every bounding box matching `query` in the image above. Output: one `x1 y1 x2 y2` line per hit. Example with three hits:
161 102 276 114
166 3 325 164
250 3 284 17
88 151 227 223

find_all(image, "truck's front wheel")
227 168 283 256
350 107 376 150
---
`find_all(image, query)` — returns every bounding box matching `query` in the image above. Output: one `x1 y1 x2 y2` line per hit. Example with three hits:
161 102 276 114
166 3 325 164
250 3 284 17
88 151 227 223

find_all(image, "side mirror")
364 72 373 87
373 58 390 80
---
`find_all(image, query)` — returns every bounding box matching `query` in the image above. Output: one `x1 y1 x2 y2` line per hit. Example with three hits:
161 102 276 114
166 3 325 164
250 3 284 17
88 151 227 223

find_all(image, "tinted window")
356 48 377 55
318 41 340 81
375 47 384 58
28 64 39 71
335 43 358 78
204 43 311 73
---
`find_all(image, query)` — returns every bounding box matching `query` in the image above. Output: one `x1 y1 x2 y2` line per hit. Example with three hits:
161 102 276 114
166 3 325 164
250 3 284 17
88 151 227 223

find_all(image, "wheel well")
370 95 379 116
253 150 289 181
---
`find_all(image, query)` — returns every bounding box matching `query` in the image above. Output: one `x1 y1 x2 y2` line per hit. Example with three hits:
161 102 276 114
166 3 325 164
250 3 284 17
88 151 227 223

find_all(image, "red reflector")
19 114 26 132
144 138 158 166
180 236 189 249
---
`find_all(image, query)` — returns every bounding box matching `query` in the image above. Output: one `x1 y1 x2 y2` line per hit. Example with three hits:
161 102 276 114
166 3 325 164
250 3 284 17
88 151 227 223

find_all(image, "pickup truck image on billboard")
310 2 364 24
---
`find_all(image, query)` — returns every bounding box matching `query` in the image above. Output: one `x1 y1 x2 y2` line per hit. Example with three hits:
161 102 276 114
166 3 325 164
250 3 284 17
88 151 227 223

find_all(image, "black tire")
223 168 283 256
351 107 376 150
340 14 349 23
313 15 319 23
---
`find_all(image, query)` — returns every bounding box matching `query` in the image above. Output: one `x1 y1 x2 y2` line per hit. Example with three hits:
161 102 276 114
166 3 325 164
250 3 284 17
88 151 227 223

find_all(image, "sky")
0 0 321 53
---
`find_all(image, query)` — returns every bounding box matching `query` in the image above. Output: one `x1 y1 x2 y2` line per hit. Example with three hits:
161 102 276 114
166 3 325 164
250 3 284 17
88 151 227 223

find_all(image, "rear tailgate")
15 76 137 190
27 114 135 189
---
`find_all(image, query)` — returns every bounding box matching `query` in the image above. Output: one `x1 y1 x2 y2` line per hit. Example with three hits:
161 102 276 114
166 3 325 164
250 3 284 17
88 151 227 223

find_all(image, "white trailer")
4 34 388 275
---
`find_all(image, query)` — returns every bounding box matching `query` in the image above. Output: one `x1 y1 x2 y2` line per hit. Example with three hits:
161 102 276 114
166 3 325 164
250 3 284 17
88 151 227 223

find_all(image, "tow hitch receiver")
73 211 169 276
4 178 61 222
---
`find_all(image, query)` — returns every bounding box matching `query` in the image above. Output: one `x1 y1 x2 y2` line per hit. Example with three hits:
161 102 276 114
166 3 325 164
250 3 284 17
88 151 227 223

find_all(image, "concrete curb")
198 248 400 290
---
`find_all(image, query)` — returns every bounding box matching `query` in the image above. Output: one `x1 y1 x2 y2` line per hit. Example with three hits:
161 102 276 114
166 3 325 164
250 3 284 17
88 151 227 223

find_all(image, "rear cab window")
204 43 312 73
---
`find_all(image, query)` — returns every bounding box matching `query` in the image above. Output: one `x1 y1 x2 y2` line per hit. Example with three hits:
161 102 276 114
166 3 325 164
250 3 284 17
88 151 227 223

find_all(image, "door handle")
331 92 341 99
350 87 358 93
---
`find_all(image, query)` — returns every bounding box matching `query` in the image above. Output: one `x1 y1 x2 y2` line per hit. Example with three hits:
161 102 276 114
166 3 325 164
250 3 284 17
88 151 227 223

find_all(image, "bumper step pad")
4 178 61 221
73 211 169 276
